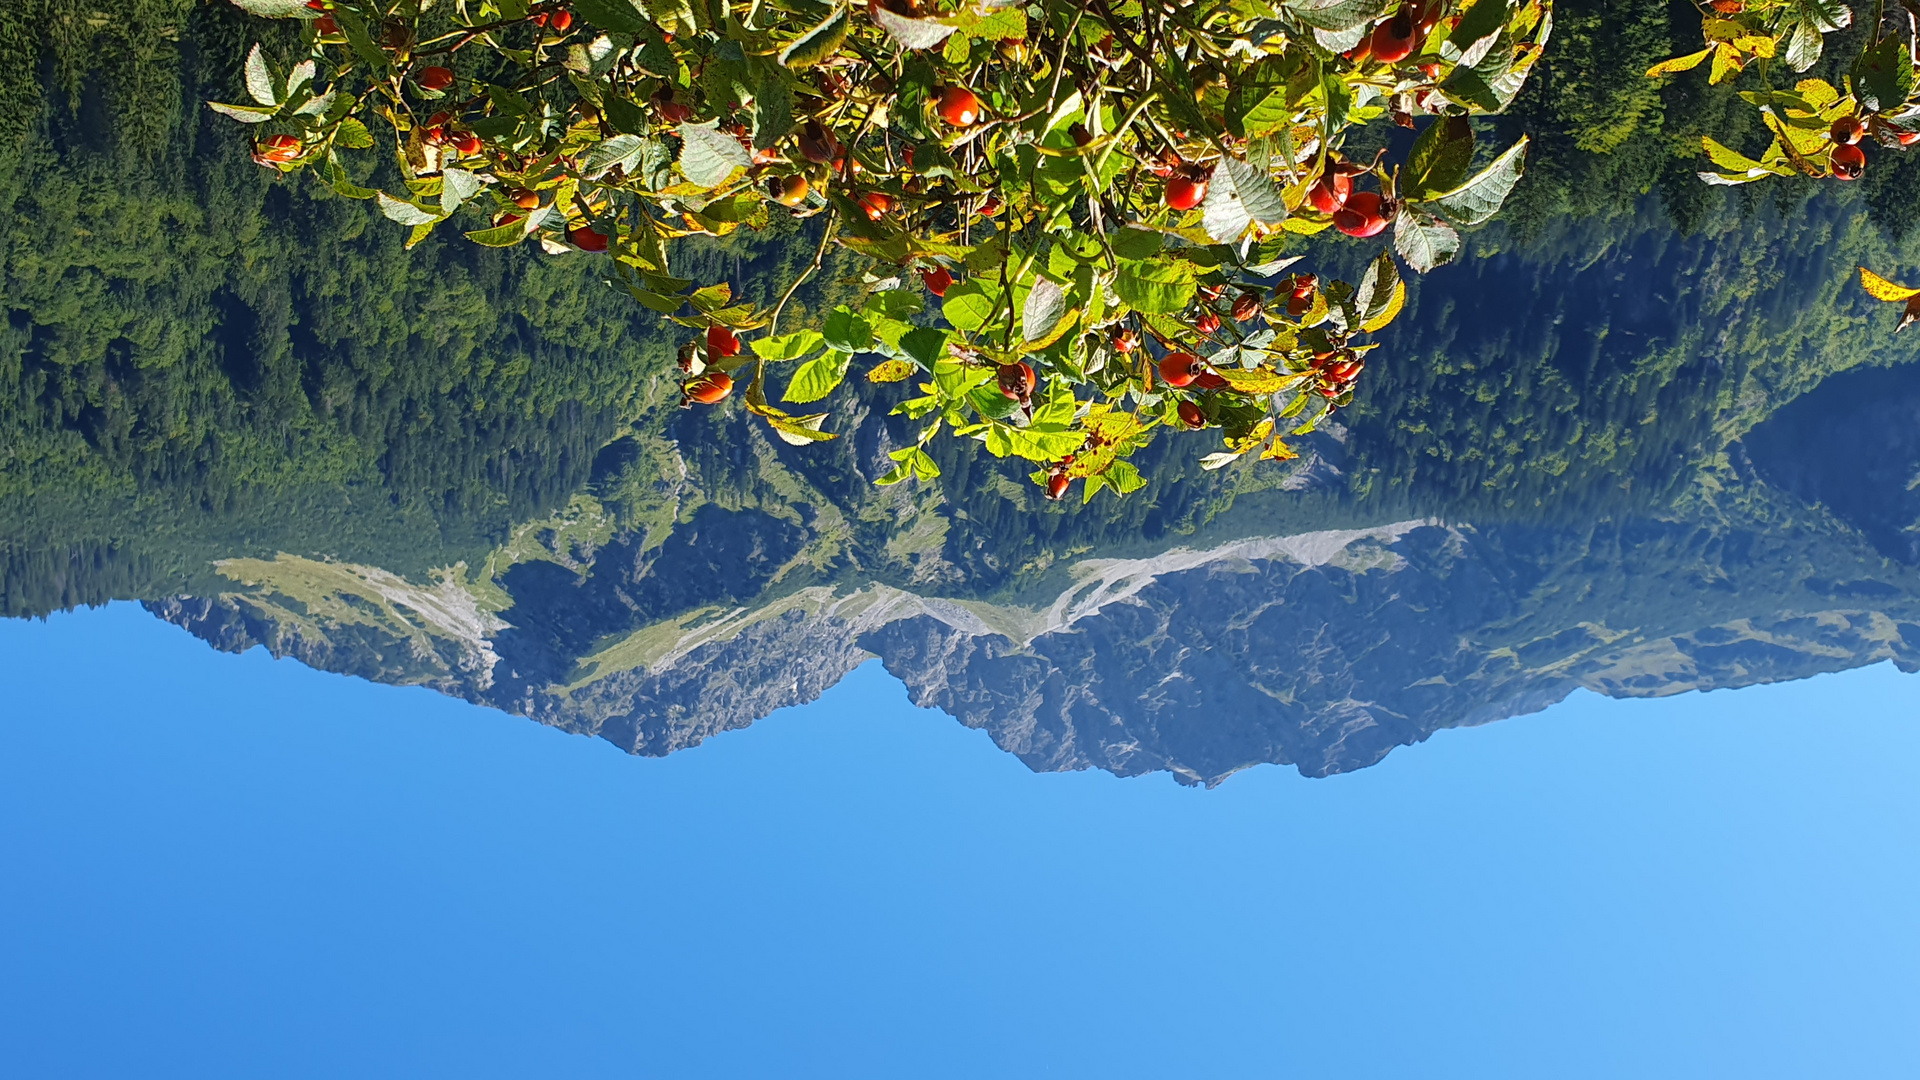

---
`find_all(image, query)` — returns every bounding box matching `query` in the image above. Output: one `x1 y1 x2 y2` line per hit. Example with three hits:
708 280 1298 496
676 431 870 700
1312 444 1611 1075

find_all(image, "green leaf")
785 350 852 403
570 0 651 33
678 121 751 187
762 410 840 445
207 101 277 123
940 280 999 332
875 446 939 484
377 191 442 226
1853 36 1915 114
1201 158 1288 243
865 288 924 319
1283 0 1392 33
1240 87 1293 139
751 330 826 361
901 327 951 368
228 0 318 17
1404 116 1473 200
1783 19 1822 72
823 307 875 353
1110 227 1163 262
335 117 374 149
1393 210 1461 273
322 156 375 199
1022 278 1069 342
749 62 795 148
780 6 850 68
1352 251 1401 327
873 7 958 50
584 134 647 179
1444 0 1513 52
1425 136 1528 226
466 219 533 247
1089 460 1145 500
244 44 278 106
1113 258 1196 314
440 167 485 213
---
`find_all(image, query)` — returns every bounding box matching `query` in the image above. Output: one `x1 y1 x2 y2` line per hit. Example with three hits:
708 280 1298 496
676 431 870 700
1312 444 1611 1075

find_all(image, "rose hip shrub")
212 0 1547 501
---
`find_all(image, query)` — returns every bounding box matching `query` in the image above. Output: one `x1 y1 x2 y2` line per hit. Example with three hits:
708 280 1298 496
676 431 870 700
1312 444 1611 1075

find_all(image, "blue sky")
2 602 1917 1079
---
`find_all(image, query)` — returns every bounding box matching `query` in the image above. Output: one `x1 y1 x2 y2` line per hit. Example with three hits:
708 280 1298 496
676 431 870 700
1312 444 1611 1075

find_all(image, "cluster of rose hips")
1827 114 1919 181
677 324 740 405
1308 154 1394 238
1345 0 1443 67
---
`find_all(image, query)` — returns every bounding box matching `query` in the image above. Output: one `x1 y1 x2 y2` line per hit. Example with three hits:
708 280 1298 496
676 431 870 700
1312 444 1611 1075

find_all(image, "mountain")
10 0 1920 782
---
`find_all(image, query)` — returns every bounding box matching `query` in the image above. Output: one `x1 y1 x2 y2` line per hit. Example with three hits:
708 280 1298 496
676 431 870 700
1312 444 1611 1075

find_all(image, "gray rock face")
861 522 1920 783
144 504 1920 784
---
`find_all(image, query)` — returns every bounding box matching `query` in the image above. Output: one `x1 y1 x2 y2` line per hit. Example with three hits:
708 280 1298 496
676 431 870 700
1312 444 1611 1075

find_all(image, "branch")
769 208 840 335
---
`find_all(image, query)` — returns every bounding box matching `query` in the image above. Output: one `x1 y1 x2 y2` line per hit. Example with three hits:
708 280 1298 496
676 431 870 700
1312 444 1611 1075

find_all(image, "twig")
770 208 840 334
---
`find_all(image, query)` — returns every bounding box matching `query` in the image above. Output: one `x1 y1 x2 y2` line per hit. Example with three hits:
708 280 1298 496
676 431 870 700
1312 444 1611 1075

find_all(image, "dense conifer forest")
3 0 1918 617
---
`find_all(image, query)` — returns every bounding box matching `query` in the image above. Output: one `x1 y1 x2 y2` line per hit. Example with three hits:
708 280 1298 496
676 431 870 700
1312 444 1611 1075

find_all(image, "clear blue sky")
2 603 1917 1079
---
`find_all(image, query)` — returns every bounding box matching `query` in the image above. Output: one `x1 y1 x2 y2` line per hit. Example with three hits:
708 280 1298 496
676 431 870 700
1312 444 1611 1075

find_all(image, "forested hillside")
3 0 1918 619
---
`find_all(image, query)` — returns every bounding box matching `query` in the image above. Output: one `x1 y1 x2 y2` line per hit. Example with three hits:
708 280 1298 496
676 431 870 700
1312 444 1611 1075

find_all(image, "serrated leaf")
377 191 442 226
1701 136 1763 172
1200 164 1249 243
873 7 958 50
824 307 875 353
335 117 374 149
1424 136 1528 226
292 89 335 117
1352 251 1400 328
440 168 485 213
751 329 827 361
1359 280 1406 333
1284 0 1392 33
940 280 999 332
228 0 318 17
678 122 751 187
1393 211 1461 273
1110 227 1163 262
762 410 840 445
207 101 277 123
1113 258 1196 314
244 45 278 106
780 6 850 68
1784 19 1822 72
584 133 646 179
570 0 651 33
1859 268 1920 303
466 218 534 246
901 327 950 368
1404 116 1473 200
1023 277 1068 342
785 350 852 403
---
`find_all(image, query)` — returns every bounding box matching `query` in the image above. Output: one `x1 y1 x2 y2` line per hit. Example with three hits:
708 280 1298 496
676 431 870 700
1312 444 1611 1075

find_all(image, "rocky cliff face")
144 496 1920 783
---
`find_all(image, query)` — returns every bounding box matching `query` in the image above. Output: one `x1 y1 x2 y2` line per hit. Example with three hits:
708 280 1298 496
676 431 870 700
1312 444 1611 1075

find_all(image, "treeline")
2 0 1918 617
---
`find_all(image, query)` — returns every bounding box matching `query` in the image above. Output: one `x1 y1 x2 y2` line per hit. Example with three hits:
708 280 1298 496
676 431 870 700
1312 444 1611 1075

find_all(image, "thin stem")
770 208 840 335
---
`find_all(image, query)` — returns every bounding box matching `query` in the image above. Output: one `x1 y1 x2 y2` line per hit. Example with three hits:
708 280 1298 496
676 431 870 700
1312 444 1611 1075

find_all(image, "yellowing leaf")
1212 366 1299 395
1708 43 1744 85
1359 280 1407 333
1701 135 1763 171
866 358 919 383
1259 438 1299 462
1859 267 1920 303
1647 48 1713 78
